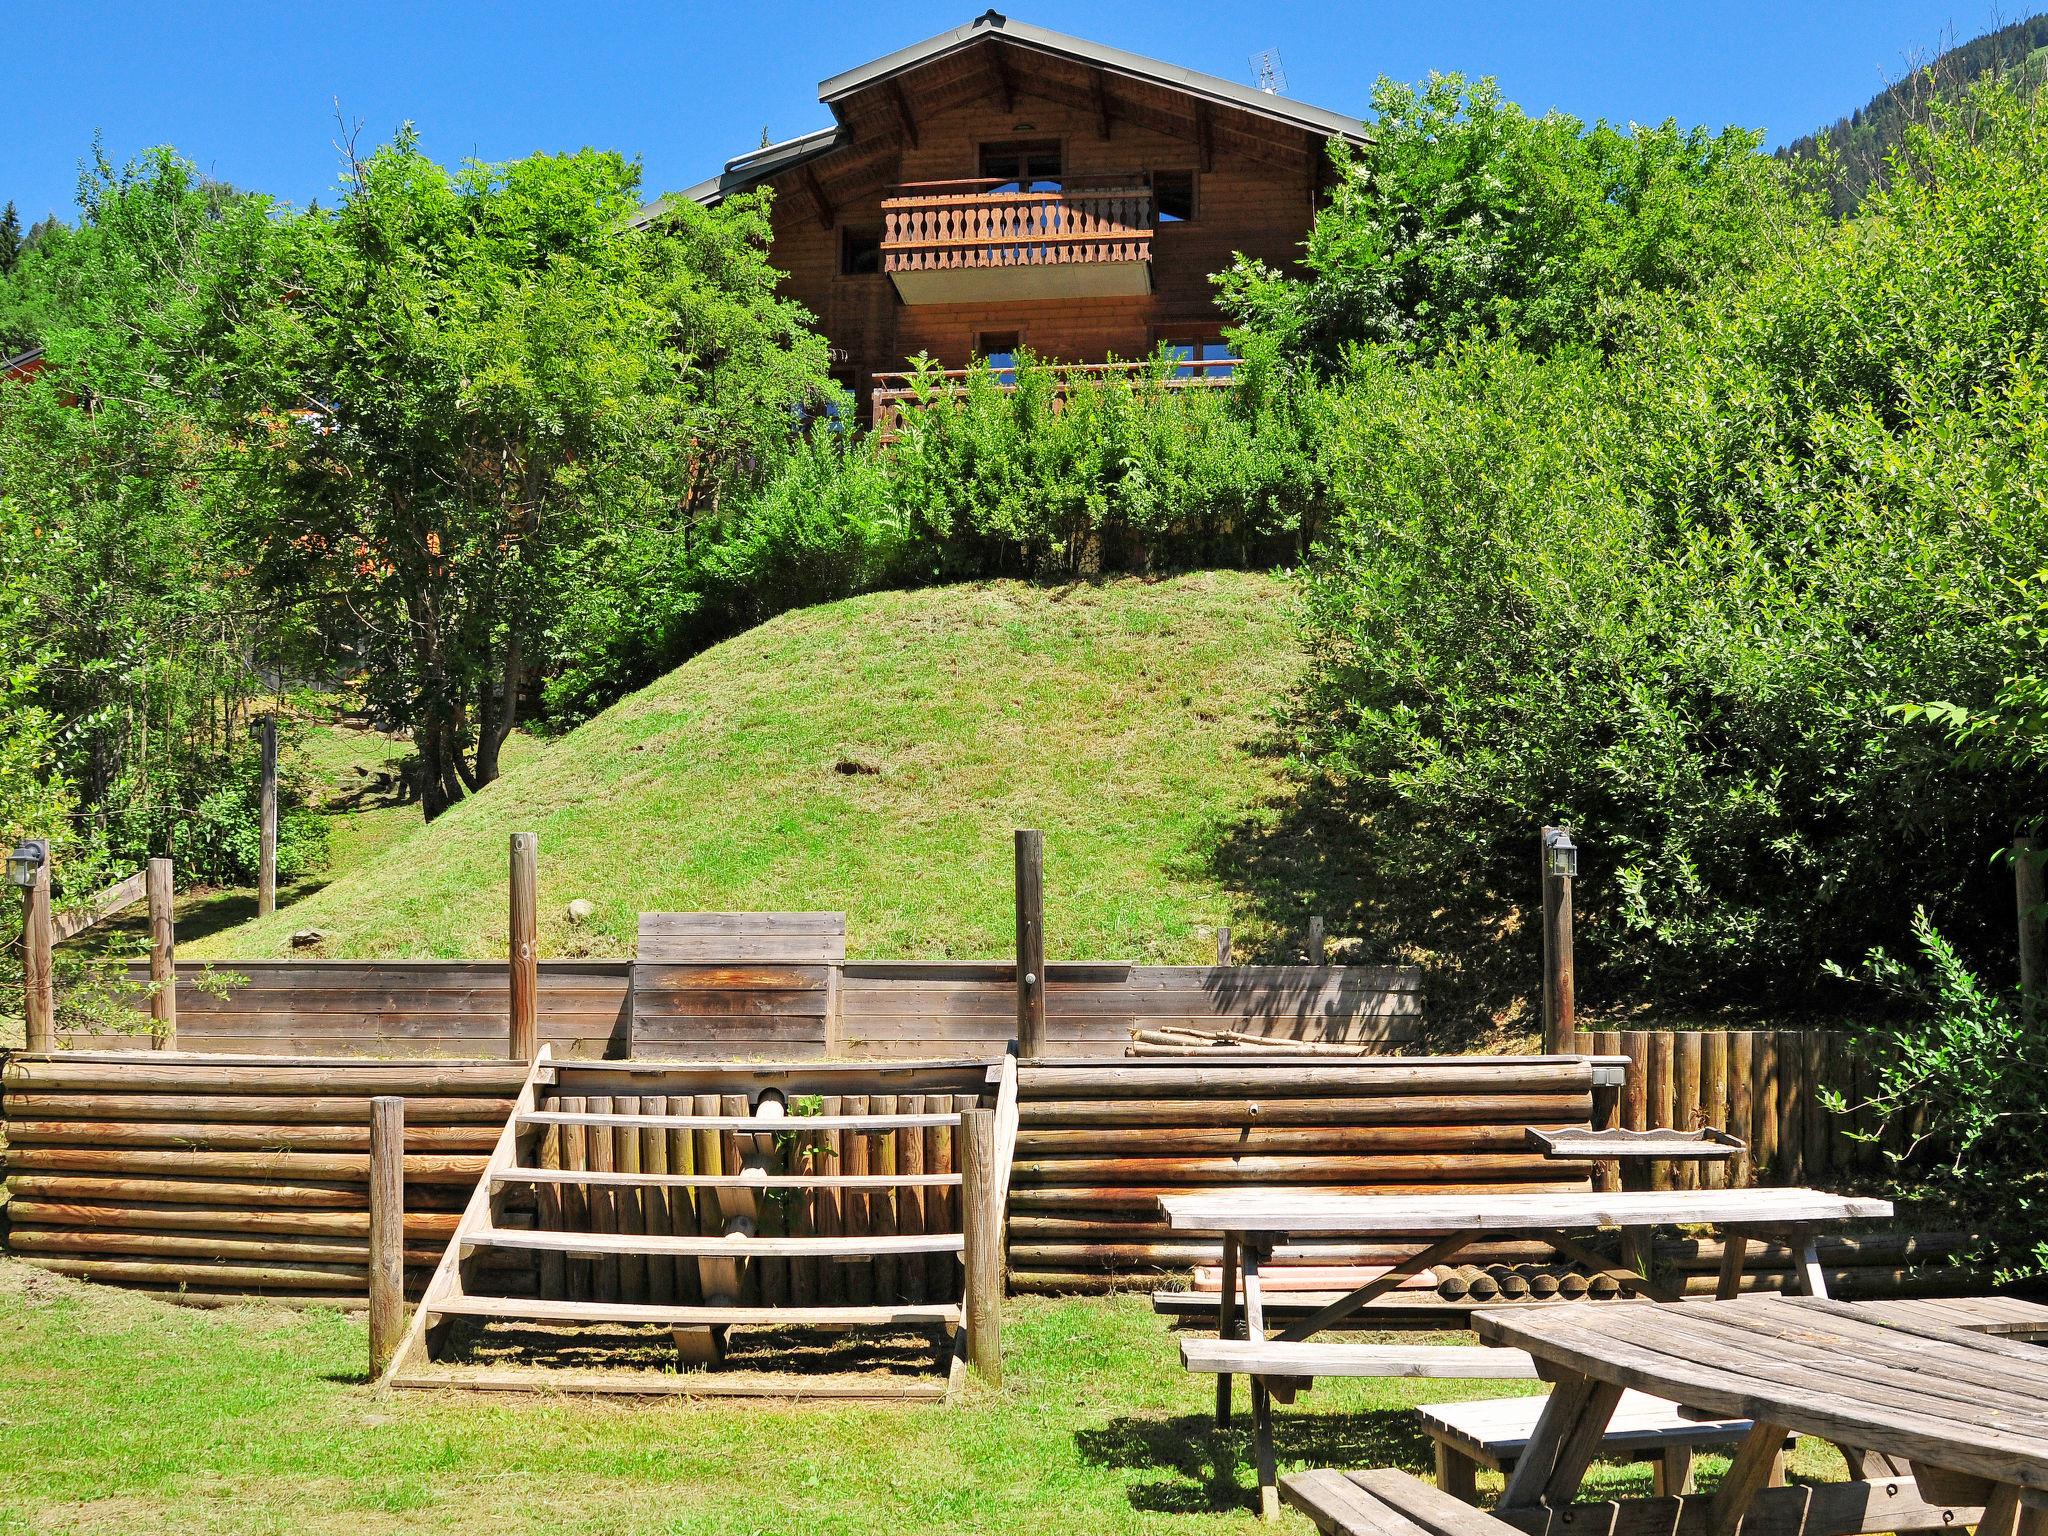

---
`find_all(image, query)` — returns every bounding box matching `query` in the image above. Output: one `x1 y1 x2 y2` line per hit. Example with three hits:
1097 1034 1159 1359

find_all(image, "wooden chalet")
642 11 1366 422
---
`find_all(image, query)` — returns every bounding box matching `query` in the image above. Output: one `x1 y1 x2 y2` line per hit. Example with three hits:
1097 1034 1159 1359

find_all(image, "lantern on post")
12 838 53 1052
1539 825 1578 1056
7 839 47 887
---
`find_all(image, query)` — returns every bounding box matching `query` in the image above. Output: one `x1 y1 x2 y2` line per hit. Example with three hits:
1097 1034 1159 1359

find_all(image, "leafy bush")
1279 81 2048 1019
1825 913 2048 1278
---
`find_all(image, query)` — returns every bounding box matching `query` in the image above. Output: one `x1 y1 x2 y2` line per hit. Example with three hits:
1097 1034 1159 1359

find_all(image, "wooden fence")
1579 1028 1882 1189
94 956 1422 1061
1006 1056 1602 1291
0 1052 525 1304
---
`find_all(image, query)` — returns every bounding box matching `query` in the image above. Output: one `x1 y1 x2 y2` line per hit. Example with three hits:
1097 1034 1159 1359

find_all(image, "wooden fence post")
1307 915 1325 966
1216 925 1232 967
509 832 539 1062
368 1095 405 1380
147 856 176 1049
1590 1029 1621 1194
1539 827 1576 1055
960 1106 1003 1385
20 840 53 1052
1729 1032 1755 1187
2018 837 2044 1014
1014 830 1045 1060
257 715 278 919
1674 1032 1703 1192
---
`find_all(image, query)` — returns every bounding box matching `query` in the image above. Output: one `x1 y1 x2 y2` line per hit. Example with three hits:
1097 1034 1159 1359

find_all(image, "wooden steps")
493 1167 962 1191
380 1045 1021 1400
426 1294 960 1328
460 1225 965 1260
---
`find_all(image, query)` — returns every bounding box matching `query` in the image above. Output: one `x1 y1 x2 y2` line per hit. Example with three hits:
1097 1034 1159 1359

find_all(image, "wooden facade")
655 13 1366 415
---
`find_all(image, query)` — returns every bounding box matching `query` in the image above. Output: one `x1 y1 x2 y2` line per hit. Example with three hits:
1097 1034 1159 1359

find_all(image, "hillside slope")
1781 12 2048 214
193 573 1303 962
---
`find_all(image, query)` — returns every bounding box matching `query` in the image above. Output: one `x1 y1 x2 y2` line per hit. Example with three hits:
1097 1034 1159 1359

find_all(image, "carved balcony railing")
879 176 1155 301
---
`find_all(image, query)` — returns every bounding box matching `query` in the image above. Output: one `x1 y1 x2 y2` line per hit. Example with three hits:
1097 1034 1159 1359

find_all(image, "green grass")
0 1261 1845 1535
191 573 1305 962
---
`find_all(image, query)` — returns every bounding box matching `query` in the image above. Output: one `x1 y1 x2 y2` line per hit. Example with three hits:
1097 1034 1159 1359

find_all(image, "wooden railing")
880 178 1155 275
870 357 1237 440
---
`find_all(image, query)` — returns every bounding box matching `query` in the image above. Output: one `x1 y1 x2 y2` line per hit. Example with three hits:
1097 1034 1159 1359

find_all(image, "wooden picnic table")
1472 1294 2048 1536
1158 1186 1892 1519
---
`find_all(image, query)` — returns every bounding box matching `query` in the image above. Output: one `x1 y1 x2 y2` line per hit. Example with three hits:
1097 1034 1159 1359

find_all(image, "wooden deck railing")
870 357 1237 440
880 179 1155 275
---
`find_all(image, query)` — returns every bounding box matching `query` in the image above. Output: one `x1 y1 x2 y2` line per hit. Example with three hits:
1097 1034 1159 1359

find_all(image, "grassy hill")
192 573 1305 963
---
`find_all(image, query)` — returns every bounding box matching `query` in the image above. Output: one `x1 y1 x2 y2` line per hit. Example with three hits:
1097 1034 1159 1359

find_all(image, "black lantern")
1543 826 1578 880
7 839 47 888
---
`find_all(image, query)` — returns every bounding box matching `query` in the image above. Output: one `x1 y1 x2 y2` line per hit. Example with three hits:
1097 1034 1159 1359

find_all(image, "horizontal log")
1 1173 470 1210
3 1060 528 1095
1011 1153 1570 1184
3 1119 499 1152
5 1198 459 1240
1004 1240 1506 1267
8 1225 446 1267
0 1092 514 1124
1013 1124 1544 1156
1016 1063 1592 1098
1018 1093 1594 1128
4 1146 487 1183
18 1256 373 1291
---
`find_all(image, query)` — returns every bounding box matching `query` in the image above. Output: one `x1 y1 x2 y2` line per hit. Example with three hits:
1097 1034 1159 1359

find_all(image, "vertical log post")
1014 829 1045 1059
1540 826 1577 1055
1216 925 1232 967
1307 915 1325 965
21 840 53 1053
509 832 539 1062
146 856 176 1049
368 1095 405 1380
2018 837 2044 1016
960 1106 1003 1385
256 715 278 919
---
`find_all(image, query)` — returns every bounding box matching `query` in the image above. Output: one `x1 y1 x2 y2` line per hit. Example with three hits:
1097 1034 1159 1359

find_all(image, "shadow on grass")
1076 1408 1431 1516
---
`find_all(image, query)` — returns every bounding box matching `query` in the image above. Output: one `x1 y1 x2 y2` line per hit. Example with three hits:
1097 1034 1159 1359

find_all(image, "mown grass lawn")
0 1261 1843 1535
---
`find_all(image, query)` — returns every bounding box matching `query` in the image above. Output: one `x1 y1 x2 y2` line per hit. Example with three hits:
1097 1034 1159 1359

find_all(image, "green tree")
0 202 20 278
237 130 832 816
1219 74 1815 371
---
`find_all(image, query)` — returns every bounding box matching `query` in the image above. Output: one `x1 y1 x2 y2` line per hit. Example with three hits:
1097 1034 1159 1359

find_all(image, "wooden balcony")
880 177 1154 304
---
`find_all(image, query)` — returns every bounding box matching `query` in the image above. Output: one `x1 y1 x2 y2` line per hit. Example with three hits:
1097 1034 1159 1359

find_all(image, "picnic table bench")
1470 1293 2048 1536
1158 1186 1893 1518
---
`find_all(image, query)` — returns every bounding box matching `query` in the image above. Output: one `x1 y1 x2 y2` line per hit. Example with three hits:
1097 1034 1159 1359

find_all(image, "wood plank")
1181 1339 1538 1378
492 1168 960 1190
463 1227 964 1259
519 1111 963 1132
426 1294 959 1327
1157 1187 1893 1234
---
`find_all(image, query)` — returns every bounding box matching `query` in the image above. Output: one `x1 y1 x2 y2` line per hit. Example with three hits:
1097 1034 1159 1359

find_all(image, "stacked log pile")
0 1052 526 1304
1007 1058 1597 1292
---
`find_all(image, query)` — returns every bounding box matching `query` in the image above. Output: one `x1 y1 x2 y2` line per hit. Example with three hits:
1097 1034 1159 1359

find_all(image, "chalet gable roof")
638 11 1365 225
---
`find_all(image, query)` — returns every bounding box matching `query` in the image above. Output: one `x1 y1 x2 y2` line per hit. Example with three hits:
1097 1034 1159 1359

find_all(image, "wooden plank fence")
1582 1028 1882 1189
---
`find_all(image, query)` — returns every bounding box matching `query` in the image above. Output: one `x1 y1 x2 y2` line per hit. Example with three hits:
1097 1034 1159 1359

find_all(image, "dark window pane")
840 230 881 276
1153 170 1195 222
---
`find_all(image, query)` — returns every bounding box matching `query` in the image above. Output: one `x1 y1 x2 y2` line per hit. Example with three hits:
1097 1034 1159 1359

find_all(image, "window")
975 330 1023 385
1153 170 1196 223
980 140 1062 193
840 229 881 276
1155 333 1235 381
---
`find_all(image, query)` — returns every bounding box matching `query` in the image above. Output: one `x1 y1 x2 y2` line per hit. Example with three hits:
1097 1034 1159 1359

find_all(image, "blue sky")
2 2 2023 224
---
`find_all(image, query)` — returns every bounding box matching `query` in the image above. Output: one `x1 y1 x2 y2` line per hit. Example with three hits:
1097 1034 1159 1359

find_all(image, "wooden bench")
1181 1338 1539 1381
1283 1466 1525 1536
1417 1390 1786 1501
